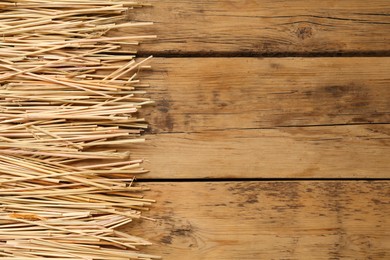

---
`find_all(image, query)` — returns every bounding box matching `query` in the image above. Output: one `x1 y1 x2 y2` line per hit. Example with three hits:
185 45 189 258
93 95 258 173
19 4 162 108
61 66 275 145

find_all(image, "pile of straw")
0 1 159 259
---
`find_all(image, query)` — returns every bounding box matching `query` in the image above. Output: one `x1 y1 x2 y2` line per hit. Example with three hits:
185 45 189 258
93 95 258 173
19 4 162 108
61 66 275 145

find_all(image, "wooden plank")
139 58 390 133
121 1 390 54
127 181 390 259
132 125 390 178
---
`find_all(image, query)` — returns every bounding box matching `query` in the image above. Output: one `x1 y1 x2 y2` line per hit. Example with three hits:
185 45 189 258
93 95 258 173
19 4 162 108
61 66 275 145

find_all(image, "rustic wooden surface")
139 58 390 133
129 182 390 259
133 57 390 178
122 0 390 54
132 125 389 178
122 1 390 259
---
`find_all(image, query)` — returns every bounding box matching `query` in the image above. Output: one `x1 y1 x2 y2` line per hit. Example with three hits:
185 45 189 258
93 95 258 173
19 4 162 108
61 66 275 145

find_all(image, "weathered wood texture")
121 0 390 54
128 181 390 259
122 2 390 258
132 125 389 178
139 58 390 133
132 57 390 178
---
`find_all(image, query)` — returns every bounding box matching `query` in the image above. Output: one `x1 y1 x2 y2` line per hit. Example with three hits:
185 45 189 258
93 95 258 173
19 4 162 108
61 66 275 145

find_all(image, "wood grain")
132 125 390 178
120 0 390 54
139 58 390 133
128 181 390 259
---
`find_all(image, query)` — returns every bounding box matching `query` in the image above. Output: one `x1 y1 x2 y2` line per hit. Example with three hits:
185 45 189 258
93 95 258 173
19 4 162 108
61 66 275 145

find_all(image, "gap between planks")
137 51 390 58
137 178 390 182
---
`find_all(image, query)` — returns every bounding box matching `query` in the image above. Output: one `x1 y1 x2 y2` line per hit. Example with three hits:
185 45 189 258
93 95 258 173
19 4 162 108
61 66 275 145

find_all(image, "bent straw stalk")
0 1 159 259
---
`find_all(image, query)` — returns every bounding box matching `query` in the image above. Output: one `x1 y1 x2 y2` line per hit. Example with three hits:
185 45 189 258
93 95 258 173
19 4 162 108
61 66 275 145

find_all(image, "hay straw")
0 1 158 259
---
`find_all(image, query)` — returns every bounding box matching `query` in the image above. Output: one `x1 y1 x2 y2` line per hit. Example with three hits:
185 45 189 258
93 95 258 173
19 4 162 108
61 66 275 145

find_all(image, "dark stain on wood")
270 62 281 69
296 26 313 40
323 85 351 98
165 114 174 132
184 113 192 127
246 197 259 204
152 98 174 132
157 99 170 113
156 213 195 245
171 227 192 237
212 90 228 109
305 85 366 100
300 84 374 119
160 235 173 244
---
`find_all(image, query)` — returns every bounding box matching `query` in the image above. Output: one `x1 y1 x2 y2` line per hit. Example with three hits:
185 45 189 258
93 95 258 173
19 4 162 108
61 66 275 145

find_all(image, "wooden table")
121 1 390 259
